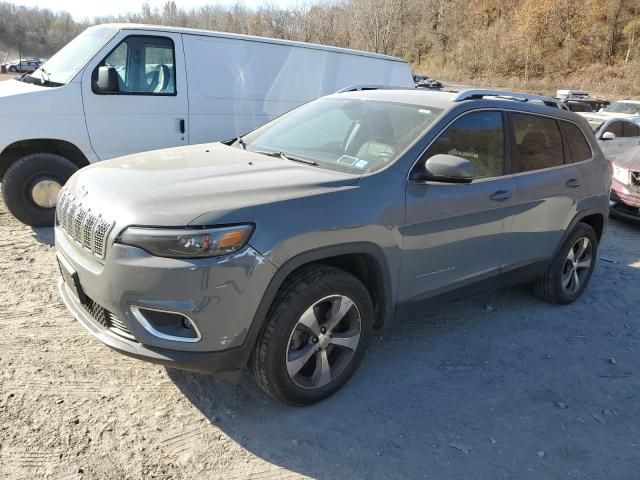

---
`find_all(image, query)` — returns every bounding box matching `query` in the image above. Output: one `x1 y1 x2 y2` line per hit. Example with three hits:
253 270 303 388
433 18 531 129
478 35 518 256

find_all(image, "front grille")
57 189 114 259
81 295 134 339
632 171 640 192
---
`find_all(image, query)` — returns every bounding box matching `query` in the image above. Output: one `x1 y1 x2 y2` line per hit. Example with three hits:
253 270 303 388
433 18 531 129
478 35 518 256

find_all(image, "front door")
82 31 188 160
399 110 518 304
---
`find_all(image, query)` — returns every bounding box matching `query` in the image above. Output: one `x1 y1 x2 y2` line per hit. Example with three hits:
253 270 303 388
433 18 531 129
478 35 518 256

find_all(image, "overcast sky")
5 0 312 21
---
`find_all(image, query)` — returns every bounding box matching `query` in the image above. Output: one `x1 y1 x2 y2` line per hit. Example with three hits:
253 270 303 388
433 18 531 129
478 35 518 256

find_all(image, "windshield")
242 97 443 174
28 26 117 85
604 101 640 115
584 116 605 132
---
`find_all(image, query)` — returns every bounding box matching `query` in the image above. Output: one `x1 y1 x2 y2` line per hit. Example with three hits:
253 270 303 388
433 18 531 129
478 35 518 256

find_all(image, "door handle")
179 118 185 134
565 178 582 188
490 190 512 202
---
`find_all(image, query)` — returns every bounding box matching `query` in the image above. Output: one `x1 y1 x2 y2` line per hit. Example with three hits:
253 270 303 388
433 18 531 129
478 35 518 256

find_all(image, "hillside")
0 0 638 97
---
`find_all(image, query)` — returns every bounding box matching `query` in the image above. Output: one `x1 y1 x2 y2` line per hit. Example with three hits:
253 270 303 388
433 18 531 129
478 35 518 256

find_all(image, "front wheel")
250 265 373 405
8 66 16 73
534 223 598 304
2 153 78 227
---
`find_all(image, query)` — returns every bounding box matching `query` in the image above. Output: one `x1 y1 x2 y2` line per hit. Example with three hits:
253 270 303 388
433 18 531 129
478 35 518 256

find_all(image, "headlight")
613 165 631 185
117 225 253 258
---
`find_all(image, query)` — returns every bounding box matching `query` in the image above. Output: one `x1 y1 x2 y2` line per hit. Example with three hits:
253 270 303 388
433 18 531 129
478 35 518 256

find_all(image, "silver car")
56 88 611 405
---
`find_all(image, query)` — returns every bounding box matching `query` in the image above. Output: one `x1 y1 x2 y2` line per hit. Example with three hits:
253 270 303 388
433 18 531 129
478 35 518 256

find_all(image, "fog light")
130 306 201 343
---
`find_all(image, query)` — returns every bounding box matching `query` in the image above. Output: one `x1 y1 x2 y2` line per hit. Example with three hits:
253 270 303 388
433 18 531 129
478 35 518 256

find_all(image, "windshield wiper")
252 150 319 166
39 67 51 85
236 136 247 150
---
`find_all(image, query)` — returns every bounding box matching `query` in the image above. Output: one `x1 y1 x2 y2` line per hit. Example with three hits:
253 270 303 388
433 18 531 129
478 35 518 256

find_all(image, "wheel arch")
0 139 90 181
240 243 395 365
552 208 607 260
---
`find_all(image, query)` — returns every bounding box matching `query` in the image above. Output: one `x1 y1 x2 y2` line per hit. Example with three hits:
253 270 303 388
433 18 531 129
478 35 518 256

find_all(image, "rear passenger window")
623 122 640 137
424 111 505 178
512 113 563 172
562 122 592 163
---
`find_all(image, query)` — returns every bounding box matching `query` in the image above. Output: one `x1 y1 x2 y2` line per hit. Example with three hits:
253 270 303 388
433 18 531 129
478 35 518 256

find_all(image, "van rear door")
81 30 188 160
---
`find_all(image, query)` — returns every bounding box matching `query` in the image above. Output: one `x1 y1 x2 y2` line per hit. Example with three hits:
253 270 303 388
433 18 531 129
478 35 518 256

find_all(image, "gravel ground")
1 195 639 480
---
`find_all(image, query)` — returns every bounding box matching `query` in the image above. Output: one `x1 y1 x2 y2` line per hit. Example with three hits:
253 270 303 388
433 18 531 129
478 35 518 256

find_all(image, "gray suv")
55 88 611 405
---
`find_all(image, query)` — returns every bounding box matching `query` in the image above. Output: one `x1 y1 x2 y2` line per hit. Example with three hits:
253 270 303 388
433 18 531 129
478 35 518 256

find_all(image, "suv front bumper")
55 225 277 373
58 278 251 373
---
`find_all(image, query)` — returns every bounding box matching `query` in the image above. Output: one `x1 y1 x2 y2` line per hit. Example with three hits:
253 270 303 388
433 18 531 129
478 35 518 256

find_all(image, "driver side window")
422 111 505 178
100 35 176 95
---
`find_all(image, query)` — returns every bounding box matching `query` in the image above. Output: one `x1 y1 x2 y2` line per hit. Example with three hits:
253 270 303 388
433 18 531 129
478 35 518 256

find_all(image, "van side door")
398 110 517 306
82 31 188 160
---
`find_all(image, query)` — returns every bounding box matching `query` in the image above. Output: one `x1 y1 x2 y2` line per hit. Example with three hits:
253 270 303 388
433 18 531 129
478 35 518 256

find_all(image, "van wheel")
2 153 78 227
250 265 373 406
534 223 598 305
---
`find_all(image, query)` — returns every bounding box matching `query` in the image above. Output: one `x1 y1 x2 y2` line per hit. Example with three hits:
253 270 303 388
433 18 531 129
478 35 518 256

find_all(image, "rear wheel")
250 265 373 406
534 223 598 304
2 153 78 227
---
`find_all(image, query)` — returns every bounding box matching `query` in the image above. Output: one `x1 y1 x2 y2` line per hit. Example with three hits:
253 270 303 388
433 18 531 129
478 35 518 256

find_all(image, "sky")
5 0 311 21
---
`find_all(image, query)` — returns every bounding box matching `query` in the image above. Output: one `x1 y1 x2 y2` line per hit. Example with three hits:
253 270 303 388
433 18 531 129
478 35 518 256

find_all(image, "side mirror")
601 131 616 141
418 154 474 183
94 66 119 94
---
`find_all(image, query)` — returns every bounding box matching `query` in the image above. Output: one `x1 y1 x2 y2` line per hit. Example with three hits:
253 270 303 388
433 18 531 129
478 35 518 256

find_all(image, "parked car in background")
0 23 413 227
580 114 640 137
55 88 610 405
6 58 42 73
579 113 640 222
413 74 442 89
600 100 640 119
556 90 610 112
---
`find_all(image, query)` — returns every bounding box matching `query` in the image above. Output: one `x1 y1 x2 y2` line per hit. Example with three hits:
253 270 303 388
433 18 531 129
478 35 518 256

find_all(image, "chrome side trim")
130 306 202 343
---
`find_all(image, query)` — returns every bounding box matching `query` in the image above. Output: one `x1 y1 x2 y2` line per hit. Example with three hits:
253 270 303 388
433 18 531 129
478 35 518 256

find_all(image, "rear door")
505 112 586 269
82 31 188 160
399 110 518 304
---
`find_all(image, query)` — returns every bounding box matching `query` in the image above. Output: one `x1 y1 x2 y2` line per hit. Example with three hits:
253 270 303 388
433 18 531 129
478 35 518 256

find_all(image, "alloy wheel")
562 237 593 295
286 295 361 390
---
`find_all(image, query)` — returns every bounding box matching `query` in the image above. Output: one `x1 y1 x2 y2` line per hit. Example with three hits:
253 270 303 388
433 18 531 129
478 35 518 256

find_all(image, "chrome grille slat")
56 188 114 260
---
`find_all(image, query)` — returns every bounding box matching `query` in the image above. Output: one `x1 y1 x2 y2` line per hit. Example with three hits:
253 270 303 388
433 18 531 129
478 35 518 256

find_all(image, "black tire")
534 223 598 305
250 264 373 406
2 153 78 227
8 66 16 73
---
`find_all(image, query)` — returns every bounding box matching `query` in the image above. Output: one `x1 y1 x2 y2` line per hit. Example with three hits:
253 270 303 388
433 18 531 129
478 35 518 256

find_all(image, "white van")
0 24 413 226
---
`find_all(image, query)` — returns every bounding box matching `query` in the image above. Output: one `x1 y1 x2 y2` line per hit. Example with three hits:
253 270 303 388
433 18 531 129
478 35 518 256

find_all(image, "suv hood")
65 143 361 227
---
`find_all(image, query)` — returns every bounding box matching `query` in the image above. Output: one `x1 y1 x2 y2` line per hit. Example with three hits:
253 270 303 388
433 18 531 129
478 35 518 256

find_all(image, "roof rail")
452 89 564 109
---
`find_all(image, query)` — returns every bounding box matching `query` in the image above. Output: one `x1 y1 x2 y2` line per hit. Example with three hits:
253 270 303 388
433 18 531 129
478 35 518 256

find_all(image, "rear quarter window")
561 121 592 163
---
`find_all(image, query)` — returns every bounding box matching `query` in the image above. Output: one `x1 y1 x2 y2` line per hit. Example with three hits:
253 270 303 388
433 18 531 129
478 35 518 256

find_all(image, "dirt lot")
1 194 639 479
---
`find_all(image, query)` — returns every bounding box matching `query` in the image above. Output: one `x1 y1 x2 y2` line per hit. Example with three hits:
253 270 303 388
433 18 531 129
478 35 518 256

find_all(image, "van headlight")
613 165 631 185
117 225 253 258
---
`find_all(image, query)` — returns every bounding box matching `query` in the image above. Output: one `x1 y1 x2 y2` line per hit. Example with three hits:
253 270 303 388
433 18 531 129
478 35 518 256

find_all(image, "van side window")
423 111 505 178
561 122 592 163
511 113 563 172
101 36 175 95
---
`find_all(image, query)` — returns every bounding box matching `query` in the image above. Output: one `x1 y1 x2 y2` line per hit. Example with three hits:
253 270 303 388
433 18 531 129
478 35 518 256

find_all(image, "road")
1 198 640 479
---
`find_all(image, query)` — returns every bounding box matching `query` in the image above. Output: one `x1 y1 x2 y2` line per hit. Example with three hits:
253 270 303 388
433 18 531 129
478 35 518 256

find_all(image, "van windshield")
28 26 117 86
243 97 443 174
